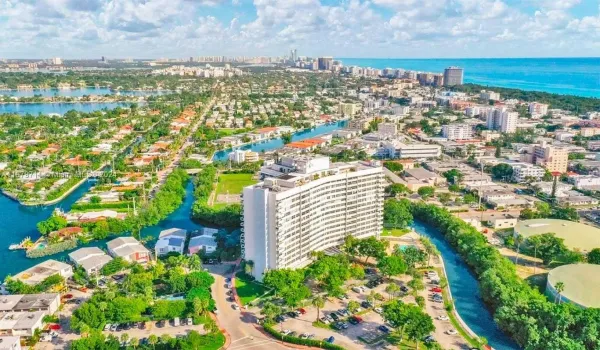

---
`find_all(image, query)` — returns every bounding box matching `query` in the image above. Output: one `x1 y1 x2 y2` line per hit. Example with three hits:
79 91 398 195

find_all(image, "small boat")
8 244 20 250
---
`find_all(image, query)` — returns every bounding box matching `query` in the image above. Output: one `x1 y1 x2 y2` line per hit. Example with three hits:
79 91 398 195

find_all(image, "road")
208 264 292 350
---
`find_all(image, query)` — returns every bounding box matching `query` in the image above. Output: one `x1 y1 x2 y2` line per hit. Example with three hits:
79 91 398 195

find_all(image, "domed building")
546 264 600 308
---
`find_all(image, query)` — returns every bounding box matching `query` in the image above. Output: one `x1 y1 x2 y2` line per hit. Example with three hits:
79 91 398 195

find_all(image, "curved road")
208 264 291 350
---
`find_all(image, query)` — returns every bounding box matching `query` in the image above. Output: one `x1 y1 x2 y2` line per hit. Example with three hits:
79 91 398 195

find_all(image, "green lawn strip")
381 228 411 237
234 272 270 305
433 267 482 348
197 332 226 350
215 173 256 196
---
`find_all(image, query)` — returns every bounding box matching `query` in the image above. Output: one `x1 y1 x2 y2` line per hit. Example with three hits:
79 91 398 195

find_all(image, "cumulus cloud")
0 0 597 58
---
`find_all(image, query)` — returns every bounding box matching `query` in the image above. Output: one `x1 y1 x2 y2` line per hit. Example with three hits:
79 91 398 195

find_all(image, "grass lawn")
196 332 226 350
215 173 256 197
235 272 269 305
382 228 411 237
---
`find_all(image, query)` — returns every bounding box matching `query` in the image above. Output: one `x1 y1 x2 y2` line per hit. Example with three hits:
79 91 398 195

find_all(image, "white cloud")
0 0 598 58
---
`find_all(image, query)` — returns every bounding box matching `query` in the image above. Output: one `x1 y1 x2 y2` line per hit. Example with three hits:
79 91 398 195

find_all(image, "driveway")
207 264 292 350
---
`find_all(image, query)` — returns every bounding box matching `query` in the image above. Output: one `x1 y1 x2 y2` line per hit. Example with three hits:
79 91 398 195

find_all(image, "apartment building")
528 102 549 118
511 163 545 183
480 90 500 101
339 102 360 117
441 124 473 140
242 156 385 281
485 107 518 133
528 142 569 173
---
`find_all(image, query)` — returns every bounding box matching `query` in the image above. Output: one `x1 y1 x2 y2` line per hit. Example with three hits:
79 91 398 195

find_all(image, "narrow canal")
413 220 520 350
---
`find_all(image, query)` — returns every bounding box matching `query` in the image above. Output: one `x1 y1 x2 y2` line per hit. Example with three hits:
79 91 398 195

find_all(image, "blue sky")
0 0 598 59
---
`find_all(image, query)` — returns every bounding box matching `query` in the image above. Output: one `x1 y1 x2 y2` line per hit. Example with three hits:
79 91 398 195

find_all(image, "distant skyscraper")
443 66 464 86
318 57 333 71
50 57 62 65
433 74 444 87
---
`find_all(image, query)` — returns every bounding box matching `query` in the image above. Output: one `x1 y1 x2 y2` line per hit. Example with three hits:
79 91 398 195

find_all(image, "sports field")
212 173 256 206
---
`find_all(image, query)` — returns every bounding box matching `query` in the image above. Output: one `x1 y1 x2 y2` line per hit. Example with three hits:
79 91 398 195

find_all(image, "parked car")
330 312 339 321
349 315 363 325
287 311 299 318
378 325 390 333
437 315 449 321
298 308 306 314
104 324 112 331
187 317 193 326
338 308 350 316
282 330 292 336
326 336 335 344
351 286 362 293
232 304 240 310
374 307 383 314
156 320 165 328
337 294 349 300
446 329 458 335
320 317 330 324
299 333 309 339
361 301 372 309
431 287 443 293
400 286 409 293
275 315 286 323
423 335 435 343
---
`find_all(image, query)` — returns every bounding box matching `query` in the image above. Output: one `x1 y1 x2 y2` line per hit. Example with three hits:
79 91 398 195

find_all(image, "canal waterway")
0 88 169 98
212 120 348 161
0 102 141 115
412 220 520 350
0 117 519 349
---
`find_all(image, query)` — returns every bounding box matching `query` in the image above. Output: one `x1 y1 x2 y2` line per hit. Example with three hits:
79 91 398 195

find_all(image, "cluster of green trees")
384 198 414 228
71 260 215 333
383 300 435 347
191 166 241 227
137 169 189 227
385 183 412 196
520 201 580 222
410 201 600 349
5 274 64 294
70 330 225 350
451 83 600 114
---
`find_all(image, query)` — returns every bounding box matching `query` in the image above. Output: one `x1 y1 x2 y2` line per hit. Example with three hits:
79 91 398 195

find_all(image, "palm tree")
368 290 377 306
120 333 129 346
514 234 524 266
385 283 400 301
554 282 565 304
244 260 254 276
130 337 139 349
148 334 158 350
311 296 325 323
420 237 436 267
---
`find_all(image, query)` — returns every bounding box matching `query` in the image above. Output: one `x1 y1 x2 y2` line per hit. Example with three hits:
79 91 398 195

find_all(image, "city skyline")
1 0 599 59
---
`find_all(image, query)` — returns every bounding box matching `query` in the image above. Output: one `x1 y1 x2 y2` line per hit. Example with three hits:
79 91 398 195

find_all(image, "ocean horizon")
339 57 600 98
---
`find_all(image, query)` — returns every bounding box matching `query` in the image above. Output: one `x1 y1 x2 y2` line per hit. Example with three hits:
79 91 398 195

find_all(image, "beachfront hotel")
242 156 385 281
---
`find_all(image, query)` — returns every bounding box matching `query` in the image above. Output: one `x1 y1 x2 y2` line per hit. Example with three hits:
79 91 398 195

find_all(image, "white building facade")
242 157 385 281
441 124 473 140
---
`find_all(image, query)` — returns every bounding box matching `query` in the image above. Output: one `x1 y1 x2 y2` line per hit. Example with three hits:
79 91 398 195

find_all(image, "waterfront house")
68 247 113 275
155 228 187 257
12 260 73 287
107 237 151 264
188 228 218 255
0 294 60 314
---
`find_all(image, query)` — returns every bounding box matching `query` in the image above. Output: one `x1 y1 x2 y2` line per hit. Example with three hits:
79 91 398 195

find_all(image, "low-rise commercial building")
511 163 545 183
0 336 21 350
381 141 441 159
0 312 45 337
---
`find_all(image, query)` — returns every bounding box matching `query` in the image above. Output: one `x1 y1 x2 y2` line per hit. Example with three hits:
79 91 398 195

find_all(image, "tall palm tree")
385 283 399 301
148 335 158 350
312 296 325 323
554 282 565 304
514 234 524 266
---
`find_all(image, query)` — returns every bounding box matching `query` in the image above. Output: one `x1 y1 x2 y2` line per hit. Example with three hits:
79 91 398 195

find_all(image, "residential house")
68 247 113 275
155 228 187 257
107 237 151 264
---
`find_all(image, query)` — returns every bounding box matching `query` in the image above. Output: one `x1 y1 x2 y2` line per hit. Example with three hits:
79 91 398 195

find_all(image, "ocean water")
340 57 600 98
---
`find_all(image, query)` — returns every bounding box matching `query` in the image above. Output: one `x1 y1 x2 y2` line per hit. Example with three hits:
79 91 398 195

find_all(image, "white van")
173 317 180 327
